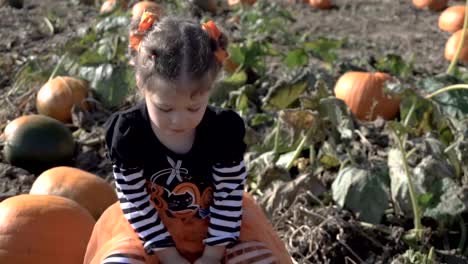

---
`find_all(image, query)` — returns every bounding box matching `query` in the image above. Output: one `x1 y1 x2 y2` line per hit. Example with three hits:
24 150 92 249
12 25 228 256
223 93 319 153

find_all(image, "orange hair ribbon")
130 10 159 52
201 20 229 63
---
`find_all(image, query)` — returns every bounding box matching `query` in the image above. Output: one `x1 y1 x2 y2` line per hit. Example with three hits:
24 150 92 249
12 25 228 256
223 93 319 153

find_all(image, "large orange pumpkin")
308 0 332 9
412 0 448 11
0 194 95 264
29 166 117 220
131 1 162 20
445 29 468 62
36 76 89 123
84 192 292 264
334 72 400 121
439 5 466 32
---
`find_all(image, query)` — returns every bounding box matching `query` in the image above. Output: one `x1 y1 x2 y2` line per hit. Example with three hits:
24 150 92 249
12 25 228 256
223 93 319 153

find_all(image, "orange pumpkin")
334 72 400 121
36 76 89 123
0 194 95 264
412 0 448 11
439 5 466 32
445 29 468 62
29 166 117 220
227 0 256 6
308 0 332 9
84 192 292 264
131 1 161 20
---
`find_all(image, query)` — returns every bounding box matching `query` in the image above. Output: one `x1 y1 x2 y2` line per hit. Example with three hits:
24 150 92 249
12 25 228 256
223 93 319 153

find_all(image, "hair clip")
130 10 159 52
201 20 228 63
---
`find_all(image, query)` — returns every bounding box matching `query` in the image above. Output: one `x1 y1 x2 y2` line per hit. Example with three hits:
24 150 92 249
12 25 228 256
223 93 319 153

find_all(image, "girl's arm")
203 109 248 249
105 112 175 254
204 160 247 247
113 164 175 253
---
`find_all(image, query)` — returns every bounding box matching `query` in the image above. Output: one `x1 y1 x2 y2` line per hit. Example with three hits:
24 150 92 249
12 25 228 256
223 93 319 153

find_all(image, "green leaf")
95 15 130 34
283 49 308 68
388 137 466 225
227 44 245 66
331 165 390 224
318 141 341 169
304 37 345 63
250 113 274 127
299 79 332 110
418 74 468 119
373 53 414 78
78 63 135 108
236 92 249 115
262 68 316 110
318 97 355 143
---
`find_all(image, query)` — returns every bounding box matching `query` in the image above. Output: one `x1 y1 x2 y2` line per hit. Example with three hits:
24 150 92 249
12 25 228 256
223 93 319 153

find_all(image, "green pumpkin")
3 115 75 174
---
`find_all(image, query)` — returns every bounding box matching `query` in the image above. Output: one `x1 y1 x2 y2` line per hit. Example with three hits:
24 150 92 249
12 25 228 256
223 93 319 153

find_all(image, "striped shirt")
104 102 247 254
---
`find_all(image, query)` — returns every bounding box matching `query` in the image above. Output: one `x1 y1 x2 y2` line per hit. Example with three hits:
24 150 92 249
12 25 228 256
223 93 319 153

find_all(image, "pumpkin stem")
425 84 468 99
446 0 468 74
391 127 423 241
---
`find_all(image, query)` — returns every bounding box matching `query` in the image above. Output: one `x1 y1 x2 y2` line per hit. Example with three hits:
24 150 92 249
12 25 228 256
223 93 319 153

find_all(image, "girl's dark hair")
129 15 228 93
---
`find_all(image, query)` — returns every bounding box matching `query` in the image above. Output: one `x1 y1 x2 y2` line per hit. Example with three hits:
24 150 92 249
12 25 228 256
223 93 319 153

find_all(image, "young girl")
86 10 292 264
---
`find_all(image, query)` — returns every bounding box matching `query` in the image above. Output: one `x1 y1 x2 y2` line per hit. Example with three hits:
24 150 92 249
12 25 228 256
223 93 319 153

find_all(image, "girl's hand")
194 255 222 264
155 247 190 264
194 245 225 264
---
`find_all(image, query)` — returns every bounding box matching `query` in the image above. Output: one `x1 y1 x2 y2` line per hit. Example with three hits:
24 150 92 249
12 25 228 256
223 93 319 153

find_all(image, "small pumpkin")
334 71 400 121
100 0 127 14
439 5 466 32
29 166 117 220
0 194 95 264
308 0 332 9
445 29 468 62
227 0 256 7
412 0 448 11
36 76 89 123
3 115 75 174
131 1 161 20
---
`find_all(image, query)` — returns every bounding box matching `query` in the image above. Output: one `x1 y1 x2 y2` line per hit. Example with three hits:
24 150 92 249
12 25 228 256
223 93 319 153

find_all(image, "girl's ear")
136 74 142 89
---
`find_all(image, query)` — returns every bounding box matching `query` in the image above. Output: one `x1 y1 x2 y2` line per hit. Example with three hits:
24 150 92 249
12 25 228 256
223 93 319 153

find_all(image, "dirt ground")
0 0 465 263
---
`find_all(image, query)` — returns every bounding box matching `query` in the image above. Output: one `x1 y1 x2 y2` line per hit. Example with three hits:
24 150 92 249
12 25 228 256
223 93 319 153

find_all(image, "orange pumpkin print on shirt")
147 181 213 219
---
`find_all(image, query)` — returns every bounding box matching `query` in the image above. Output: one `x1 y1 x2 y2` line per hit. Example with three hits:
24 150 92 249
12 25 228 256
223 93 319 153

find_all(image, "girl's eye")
188 107 200 112
157 107 172 113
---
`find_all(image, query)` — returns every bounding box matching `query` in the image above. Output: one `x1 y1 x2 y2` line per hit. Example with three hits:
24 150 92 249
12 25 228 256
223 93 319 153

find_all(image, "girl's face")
143 78 211 139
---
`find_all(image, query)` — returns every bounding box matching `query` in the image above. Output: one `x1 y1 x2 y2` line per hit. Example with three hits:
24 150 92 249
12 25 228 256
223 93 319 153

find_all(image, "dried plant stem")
392 128 423 240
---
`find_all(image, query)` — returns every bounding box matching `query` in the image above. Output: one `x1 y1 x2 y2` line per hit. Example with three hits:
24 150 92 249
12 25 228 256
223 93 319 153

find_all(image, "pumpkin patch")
3 1 468 264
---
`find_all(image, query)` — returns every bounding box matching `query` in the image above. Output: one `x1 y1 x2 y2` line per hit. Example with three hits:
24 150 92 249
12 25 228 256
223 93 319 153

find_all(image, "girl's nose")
170 112 185 125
